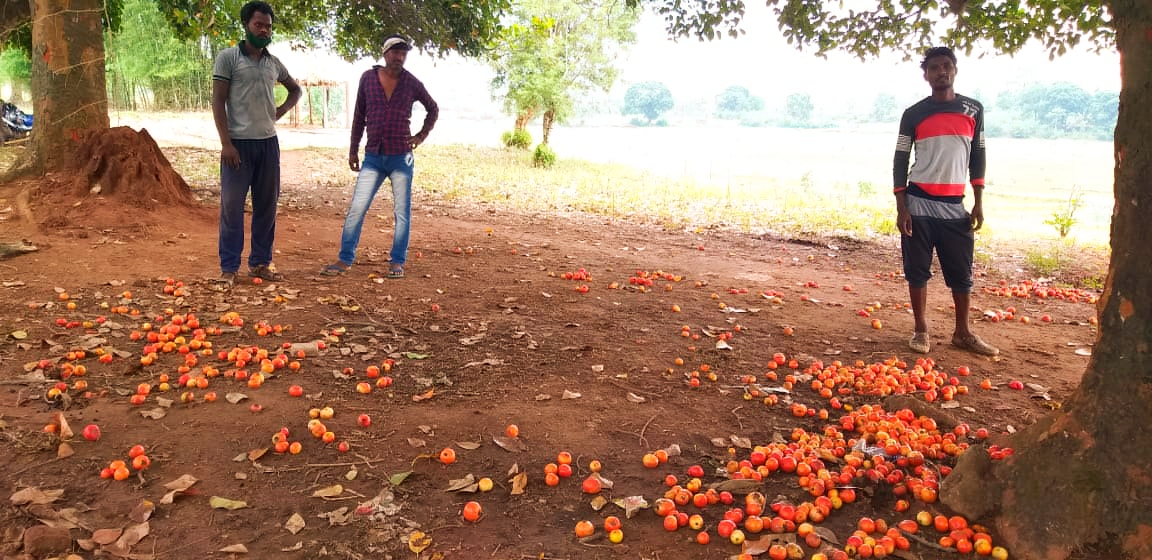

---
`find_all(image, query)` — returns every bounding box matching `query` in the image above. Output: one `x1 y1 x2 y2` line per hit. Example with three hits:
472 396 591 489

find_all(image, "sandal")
249 264 284 282
320 262 351 276
952 334 999 356
387 265 404 279
213 272 236 291
908 332 930 354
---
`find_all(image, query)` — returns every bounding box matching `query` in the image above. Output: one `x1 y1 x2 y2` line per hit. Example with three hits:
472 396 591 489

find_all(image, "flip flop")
387 266 404 279
909 332 930 354
952 334 999 356
320 262 351 276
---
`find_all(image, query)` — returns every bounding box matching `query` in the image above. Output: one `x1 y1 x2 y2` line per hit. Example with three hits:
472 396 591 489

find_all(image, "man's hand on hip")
349 156 360 172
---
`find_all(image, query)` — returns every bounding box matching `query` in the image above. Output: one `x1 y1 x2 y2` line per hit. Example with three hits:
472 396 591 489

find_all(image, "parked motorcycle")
0 101 33 143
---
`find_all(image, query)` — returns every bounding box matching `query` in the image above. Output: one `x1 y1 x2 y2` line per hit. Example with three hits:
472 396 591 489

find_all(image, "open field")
116 111 1116 247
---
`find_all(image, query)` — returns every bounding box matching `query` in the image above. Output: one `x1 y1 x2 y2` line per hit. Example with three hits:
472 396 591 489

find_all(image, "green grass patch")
413 145 896 239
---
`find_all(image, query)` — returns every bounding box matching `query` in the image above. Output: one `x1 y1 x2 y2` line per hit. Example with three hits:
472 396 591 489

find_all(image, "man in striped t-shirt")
894 47 997 356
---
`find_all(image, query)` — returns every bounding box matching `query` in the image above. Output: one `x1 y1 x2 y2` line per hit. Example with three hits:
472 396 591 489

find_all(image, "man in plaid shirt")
323 34 438 278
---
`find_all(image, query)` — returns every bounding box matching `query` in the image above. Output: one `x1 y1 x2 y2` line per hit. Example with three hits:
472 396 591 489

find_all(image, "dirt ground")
0 144 1106 560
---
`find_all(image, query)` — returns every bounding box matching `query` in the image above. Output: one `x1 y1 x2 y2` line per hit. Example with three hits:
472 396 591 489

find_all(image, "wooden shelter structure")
290 78 352 129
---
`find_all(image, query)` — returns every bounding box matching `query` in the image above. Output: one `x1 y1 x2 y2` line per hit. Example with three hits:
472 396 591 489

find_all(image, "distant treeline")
618 80 1117 141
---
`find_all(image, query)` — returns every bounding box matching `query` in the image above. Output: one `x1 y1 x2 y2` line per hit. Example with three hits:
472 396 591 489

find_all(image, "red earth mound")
14 126 209 233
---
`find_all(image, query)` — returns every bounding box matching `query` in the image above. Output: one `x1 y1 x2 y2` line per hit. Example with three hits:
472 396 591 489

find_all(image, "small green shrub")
501 129 532 150
1024 243 1071 277
532 143 556 168
1044 187 1084 238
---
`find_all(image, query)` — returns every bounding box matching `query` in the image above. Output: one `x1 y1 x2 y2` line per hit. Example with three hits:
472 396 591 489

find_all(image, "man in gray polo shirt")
211 0 301 288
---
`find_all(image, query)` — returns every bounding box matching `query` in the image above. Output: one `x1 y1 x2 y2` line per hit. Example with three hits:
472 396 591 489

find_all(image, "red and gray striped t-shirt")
893 95 985 218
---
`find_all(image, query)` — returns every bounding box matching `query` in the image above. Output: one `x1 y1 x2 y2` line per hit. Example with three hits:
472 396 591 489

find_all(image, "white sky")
277 3 1122 119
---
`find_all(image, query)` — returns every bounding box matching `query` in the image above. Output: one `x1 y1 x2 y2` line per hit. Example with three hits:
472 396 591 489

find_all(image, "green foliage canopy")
633 0 1114 59
488 0 639 127
785 92 813 124
715 85 764 117
160 0 509 58
623 81 674 122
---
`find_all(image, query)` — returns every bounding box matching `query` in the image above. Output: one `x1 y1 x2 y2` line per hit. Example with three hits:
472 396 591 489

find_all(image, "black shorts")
901 216 974 292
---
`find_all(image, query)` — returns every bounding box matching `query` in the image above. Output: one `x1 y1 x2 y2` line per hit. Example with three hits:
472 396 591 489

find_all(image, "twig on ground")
731 405 744 431
8 456 63 477
157 533 218 557
638 413 657 449
275 459 387 472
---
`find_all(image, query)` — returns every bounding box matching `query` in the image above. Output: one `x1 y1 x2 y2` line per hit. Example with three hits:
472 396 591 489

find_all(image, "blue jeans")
338 152 414 266
219 137 280 273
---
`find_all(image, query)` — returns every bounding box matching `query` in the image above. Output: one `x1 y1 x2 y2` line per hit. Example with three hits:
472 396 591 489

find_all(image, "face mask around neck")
245 29 271 49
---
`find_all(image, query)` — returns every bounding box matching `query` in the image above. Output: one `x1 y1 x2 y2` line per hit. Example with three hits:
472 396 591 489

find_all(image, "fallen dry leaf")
445 474 478 492
317 506 352 526
590 495 609 511
311 485 343 498
412 388 435 402
408 530 432 553
562 390 581 399
281 542 303 552
218 544 248 553
455 441 481 450
54 412 73 439
613 495 649 518
247 448 268 461
626 392 646 403
729 435 752 449
209 496 248 510
128 500 155 523
91 528 123 546
711 478 764 495
814 525 840 545
509 472 528 495
589 472 614 489
224 393 248 404
284 513 305 535
57 442 74 458
114 521 150 549
139 408 166 420
492 435 527 452
10 487 64 506
407 438 426 448
743 534 787 555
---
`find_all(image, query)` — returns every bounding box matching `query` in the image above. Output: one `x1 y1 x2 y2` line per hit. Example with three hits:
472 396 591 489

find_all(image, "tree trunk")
542 108 554 145
12 0 109 178
514 109 534 131
941 2 1152 559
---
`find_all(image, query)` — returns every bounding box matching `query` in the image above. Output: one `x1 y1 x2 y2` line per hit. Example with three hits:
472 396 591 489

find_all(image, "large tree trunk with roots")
941 2 1152 559
541 108 555 145
0 0 196 233
9 0 109 178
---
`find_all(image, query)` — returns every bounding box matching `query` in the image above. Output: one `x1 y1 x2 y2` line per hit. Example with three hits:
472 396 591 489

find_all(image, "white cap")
382 37 411 53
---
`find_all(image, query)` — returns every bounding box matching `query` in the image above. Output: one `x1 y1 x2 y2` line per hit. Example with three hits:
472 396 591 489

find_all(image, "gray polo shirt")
212 43 291 140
